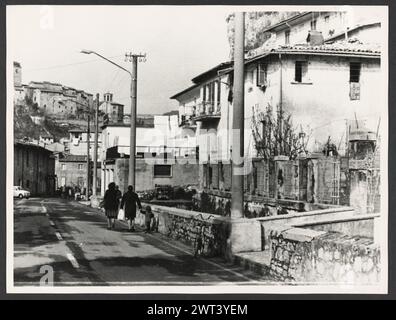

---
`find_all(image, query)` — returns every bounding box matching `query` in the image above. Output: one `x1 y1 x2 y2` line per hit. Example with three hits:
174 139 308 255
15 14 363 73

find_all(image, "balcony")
193 102 221 122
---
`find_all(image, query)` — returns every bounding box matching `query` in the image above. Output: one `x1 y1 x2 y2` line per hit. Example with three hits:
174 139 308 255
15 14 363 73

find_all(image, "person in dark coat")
115 185 122 205
103 182 119 230
120 185 142 232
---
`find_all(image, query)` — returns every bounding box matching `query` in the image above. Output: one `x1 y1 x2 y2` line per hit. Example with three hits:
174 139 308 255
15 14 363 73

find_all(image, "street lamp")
80 49 139 190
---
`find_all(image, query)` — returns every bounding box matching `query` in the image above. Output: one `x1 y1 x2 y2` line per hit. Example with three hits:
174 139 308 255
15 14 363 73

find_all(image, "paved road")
14 198 263 286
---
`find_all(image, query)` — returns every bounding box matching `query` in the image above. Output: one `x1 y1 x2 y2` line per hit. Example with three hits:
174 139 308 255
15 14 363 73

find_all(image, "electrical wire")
24 54 125 72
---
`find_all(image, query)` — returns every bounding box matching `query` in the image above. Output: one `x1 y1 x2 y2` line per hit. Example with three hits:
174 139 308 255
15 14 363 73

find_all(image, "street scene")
14 198 263 285
8 6 387 291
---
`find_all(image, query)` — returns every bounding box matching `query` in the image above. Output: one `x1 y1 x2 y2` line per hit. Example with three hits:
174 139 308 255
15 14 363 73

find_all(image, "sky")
7 6 232 114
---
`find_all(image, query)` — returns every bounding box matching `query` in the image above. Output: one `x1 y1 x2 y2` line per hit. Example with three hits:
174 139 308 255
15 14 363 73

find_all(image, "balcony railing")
193 101 221 121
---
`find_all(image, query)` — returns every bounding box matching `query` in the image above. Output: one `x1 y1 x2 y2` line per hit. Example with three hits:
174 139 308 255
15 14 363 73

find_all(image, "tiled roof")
14 140 53 153
274 43 381 56
246 41 381 62
59 154 87 162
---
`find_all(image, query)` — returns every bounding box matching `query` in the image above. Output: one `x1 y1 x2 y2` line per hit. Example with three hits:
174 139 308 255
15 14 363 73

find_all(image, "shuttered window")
350 62 361 83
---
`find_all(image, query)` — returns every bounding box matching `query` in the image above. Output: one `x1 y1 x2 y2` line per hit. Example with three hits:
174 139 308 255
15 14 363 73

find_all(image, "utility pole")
86 112 90 200
92 93 99 196
125 52 146 189
80 49 146 191
231 12 245 219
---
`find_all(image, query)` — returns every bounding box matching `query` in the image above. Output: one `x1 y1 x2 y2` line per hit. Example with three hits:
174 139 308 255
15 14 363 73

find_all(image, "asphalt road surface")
14 197 265 286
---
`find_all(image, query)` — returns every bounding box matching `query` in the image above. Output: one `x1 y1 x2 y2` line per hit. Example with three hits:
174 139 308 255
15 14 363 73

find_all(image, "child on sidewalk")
142 205 155 233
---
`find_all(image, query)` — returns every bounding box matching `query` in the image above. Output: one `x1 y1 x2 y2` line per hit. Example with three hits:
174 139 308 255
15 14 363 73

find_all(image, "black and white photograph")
6 4 388 294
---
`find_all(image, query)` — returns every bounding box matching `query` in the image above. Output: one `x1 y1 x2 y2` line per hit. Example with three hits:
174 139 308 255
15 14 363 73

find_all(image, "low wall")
268 226 381 284
294 213 381 241
193 189 335 218
136 204 230 257
254 206 356 249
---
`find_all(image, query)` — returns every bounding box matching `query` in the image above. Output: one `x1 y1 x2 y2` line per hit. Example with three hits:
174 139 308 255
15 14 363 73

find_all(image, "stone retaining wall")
136 204 230 257
268 226 381 284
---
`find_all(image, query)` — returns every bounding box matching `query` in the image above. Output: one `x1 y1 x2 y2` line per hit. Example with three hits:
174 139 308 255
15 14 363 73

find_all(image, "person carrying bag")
120 185 142 232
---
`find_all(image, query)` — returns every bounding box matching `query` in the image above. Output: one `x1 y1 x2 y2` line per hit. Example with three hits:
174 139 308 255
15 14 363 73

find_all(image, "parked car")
13 186 30 199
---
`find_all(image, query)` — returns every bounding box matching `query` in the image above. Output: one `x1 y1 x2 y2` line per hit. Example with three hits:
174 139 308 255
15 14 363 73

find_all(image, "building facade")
172 11 383 213
55 153 101 193
14 141 56 196
64 128 102 159
100 114 198 195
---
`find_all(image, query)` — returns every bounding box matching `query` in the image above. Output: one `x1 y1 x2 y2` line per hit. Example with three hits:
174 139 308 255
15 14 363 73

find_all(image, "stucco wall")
106 158 199 194
192 53 381 166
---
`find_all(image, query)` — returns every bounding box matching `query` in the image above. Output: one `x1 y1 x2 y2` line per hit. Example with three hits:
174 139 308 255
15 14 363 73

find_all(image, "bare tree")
251 103 310 160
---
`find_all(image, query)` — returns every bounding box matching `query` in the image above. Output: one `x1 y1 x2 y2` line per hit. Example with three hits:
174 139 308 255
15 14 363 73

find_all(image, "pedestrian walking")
120 185 142 232
103 182 119 230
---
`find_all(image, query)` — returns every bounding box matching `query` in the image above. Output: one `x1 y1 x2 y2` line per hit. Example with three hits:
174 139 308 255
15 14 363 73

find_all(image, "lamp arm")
91 51 132 76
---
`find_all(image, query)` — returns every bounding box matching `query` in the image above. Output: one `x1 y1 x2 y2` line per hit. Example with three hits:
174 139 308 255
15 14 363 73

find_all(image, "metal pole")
129 56 137 188
92 93 99 196
86 113 90 199
231 12 245 219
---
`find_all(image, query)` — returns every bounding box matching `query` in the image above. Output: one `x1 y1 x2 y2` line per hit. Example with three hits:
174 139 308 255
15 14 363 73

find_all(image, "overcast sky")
7 6 232 114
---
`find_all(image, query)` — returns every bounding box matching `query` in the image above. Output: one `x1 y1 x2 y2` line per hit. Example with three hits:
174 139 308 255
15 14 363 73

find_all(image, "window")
324 15 330 23
26 151 29 167
350 62 361 83
61 164 66 170
78 164 83 170
26 180 30 188
154 164 172 177
311 19 317 30
61 177 66 186
294 61 308 83
285 30 290 45
77 177 84 187
257 63 267 86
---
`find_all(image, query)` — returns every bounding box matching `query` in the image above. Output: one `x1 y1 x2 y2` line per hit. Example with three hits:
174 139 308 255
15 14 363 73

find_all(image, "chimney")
306 30 324 46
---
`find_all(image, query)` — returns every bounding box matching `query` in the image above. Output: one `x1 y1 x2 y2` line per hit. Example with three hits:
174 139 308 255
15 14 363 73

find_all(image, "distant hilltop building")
13 62 26 104
99 92 124 124
25 81 93 119
13 61 93 120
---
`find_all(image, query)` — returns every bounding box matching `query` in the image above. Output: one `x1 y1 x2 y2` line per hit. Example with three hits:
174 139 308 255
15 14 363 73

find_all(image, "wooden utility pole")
92 93 99 196
231 12 245 219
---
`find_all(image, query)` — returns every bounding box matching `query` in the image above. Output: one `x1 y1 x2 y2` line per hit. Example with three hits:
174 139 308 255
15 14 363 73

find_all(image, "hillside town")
12 9 386 289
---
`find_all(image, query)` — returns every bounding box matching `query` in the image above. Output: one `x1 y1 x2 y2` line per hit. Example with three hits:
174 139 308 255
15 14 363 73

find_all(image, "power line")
24 55 124 72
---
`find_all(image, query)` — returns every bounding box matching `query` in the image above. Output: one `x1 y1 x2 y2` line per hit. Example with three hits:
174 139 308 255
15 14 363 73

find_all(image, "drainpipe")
279 53 283 155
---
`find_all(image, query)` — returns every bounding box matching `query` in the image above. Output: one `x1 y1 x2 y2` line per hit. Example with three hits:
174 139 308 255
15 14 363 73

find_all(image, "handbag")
117 208 125 220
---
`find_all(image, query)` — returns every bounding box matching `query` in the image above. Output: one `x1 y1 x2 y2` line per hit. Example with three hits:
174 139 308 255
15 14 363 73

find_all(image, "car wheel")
18 194 23 199
25 196 29 199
